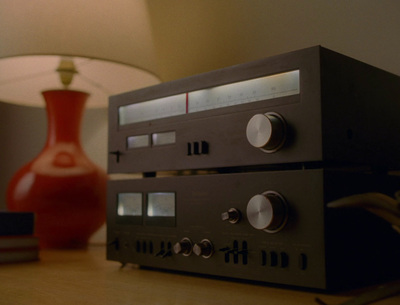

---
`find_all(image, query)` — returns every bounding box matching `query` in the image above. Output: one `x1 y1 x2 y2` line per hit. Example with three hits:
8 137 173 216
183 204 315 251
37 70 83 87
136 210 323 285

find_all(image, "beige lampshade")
0 0 161 107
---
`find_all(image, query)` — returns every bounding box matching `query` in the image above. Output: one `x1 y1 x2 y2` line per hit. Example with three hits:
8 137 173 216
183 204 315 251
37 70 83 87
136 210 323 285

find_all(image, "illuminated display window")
118 70 300 125
117 193 143 216
127 135 150 149
152 131 176 146
147 192 175 217
145 192 176 227
119 94 186 125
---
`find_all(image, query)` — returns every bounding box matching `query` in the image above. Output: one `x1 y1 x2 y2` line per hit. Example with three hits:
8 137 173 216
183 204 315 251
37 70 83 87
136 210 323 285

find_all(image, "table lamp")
0 0 161 248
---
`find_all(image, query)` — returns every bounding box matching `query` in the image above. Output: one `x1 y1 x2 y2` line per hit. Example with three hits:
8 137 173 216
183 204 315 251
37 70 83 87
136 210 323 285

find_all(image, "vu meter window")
147 192 176 217
117 193 143 216
118 70 300 126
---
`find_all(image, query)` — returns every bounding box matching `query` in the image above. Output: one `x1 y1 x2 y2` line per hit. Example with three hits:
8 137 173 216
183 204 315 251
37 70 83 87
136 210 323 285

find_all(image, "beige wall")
1 0 400 209
148 0 400 81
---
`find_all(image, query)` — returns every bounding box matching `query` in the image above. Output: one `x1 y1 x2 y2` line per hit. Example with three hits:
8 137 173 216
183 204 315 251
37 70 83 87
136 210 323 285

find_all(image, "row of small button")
111 236 308 271
187 141 209 155
261 250 307 270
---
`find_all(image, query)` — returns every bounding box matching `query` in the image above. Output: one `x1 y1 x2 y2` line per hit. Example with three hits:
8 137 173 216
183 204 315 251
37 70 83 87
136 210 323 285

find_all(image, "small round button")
246 112 286 153
193 239 214 258
221 208 241 224
173 238 193 256
246 191 288 233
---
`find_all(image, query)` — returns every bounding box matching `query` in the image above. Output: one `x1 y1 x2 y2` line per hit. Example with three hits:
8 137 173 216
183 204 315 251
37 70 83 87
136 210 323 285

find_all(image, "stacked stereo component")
106 46 400 290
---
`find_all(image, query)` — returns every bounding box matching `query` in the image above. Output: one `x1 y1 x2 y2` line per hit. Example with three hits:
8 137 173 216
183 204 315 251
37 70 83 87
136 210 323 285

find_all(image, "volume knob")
246 191 288 233
246 112 286 153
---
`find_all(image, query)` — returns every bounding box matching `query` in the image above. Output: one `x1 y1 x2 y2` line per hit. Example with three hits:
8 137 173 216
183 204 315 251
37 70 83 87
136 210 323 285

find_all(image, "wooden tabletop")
0 246 399 305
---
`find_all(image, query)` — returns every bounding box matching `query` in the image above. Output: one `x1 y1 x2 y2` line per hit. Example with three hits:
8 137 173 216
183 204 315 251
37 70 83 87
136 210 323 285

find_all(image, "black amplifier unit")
107 170 400 290
108 46 400 174
106 46 400 290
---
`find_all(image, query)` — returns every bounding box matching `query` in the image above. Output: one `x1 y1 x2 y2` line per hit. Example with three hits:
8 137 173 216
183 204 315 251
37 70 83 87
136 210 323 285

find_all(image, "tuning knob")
193 239 214 258
246 191 288 233
173 238 193 256
246 112 286 152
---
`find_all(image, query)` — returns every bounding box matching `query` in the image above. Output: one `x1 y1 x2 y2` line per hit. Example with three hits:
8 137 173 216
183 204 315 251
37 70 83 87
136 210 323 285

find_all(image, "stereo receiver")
107 46 400 290
108 46 400 174
107 170 400 290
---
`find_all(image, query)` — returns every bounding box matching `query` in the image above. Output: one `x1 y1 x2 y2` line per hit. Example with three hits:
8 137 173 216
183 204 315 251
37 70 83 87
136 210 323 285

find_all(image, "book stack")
0 212 39 263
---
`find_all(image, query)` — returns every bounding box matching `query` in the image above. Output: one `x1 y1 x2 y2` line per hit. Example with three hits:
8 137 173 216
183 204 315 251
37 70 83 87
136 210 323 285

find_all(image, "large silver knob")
246 112 286 153
246 191 288 233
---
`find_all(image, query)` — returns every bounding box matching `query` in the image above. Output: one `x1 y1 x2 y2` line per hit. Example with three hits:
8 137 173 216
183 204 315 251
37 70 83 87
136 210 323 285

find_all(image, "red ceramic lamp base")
6 90 107 249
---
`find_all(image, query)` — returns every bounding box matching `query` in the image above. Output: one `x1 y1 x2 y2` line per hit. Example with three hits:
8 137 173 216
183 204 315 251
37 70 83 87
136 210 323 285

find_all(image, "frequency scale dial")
118 71 299 125
246 191 288 233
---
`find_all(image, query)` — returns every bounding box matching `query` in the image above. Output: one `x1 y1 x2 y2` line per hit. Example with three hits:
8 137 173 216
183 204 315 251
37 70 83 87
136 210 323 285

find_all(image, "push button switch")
201 141 209 154
280 252 289 268
299 253 308 270
187 141 209 155
193 142 200 155
270 251 278 267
